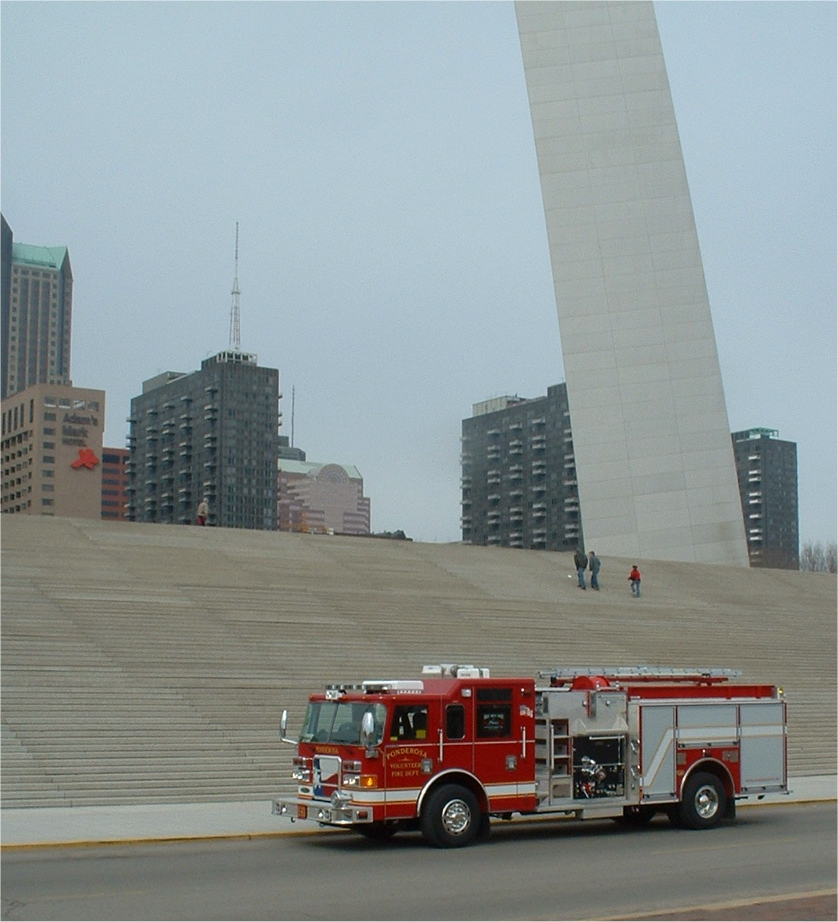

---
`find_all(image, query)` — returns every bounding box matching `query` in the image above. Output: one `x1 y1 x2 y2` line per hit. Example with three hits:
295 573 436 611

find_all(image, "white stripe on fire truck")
345 782 529 806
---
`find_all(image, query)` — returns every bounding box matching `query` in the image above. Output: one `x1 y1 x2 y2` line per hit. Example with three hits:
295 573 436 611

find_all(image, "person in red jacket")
628 565 641 597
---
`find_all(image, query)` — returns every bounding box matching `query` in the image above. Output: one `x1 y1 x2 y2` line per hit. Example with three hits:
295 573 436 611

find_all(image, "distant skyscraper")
1 215 73 401
127 351 280 530
731 428 799 570
461 384 582 551
515 2 749 566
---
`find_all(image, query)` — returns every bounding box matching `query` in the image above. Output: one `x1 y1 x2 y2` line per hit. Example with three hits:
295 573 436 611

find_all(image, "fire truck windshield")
300 701 387 746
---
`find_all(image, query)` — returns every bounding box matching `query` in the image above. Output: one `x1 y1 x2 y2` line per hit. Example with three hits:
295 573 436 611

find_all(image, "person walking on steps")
589 551 601 590
628 565 641 597
574 548 588 590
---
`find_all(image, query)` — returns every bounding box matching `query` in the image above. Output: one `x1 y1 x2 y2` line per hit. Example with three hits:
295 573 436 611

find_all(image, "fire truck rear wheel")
420 784 481 848
677 771 726 830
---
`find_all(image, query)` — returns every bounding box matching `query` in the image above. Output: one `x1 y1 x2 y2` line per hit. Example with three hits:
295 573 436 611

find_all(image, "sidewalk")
2 776 835 848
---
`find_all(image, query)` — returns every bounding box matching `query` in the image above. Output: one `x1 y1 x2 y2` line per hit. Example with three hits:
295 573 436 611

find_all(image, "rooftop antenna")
291 385 295 447
229 222 241 352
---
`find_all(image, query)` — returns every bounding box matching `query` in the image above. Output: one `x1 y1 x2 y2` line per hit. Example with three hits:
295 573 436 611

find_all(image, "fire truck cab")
273 664 787 848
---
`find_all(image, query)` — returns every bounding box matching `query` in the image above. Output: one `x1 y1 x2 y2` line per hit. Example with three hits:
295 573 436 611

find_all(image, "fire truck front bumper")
272 795 374 826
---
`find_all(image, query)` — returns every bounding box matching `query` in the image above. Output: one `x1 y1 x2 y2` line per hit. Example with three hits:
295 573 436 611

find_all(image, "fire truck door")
440 700 474 773
383 703 436 818
640 706 676 799
473 686 534 803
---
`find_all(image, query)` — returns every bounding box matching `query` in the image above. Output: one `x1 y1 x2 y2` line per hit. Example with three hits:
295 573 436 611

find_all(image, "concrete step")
2 516 834 809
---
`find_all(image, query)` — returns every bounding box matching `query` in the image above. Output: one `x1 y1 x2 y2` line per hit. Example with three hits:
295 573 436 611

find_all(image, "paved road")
1 803 835 920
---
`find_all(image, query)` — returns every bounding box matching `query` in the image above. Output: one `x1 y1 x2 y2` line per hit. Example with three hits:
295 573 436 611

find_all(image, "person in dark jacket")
574 548 588 590
589 551 601 590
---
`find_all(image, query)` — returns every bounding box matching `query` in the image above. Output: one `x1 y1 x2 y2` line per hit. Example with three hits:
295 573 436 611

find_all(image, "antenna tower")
229 222 241 352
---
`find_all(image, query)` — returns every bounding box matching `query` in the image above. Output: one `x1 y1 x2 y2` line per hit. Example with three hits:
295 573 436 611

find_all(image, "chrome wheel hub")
441 798 471 836
694 784 720 819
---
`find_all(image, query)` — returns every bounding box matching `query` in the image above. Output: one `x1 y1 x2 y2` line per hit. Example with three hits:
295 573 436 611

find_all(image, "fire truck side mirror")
279 709 297 746
360 710 376 749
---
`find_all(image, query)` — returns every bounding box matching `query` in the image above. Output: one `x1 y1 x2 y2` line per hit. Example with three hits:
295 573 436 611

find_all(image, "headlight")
341 774 378 788
292 756 312 783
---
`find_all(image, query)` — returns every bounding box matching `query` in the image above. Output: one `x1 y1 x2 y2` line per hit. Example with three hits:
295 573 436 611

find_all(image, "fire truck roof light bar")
362 680 424 694
422 664 491 678
539 666 742 684
324 684 364 699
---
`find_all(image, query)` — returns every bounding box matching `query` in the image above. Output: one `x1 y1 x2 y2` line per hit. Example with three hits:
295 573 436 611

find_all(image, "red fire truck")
273 664 787 848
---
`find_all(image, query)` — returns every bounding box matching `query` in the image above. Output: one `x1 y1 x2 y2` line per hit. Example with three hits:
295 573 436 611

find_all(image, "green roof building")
1 214 73 400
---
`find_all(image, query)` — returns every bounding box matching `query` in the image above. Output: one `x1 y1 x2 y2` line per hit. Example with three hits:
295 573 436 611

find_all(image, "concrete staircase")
2 516 835 808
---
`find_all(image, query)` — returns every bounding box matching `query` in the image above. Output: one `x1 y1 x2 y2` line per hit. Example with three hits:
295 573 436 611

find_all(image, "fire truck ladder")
538 666 742 686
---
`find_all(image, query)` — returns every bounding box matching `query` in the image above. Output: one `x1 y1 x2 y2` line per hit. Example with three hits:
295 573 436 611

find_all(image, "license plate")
297 805 307 819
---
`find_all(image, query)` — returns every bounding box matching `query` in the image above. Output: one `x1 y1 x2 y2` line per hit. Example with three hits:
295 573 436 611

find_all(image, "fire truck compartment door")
739 701 786 788
640 706 675 798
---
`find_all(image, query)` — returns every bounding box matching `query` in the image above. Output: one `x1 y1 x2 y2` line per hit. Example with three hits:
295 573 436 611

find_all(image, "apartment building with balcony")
127 350 279 530
461 383 582 551
731 428 799 569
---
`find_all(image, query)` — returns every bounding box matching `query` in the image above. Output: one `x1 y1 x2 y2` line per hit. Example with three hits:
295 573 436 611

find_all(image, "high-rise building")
731 428 799 570
127 350 279 530
1 215 73 401
278 460 370 535
1 382 105 517
515 2 748 566
461 383 582 551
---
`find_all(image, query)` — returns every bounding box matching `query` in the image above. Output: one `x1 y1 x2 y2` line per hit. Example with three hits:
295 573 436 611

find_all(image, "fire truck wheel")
677 772 727 830
420 784 481 848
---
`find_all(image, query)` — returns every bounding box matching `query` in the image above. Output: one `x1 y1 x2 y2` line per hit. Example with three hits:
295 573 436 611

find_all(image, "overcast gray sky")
3 1 835 546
